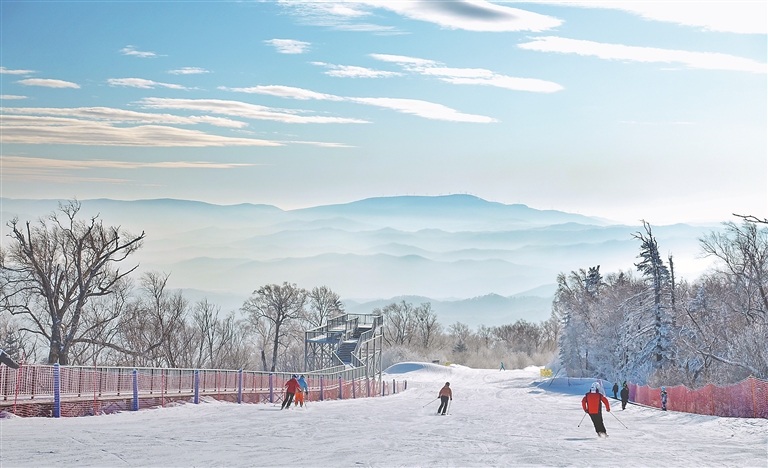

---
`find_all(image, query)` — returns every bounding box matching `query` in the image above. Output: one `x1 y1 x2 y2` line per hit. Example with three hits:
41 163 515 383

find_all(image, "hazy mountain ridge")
0 195 719 326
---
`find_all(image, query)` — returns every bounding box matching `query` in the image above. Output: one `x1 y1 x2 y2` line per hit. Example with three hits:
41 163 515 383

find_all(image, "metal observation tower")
304 313 383 381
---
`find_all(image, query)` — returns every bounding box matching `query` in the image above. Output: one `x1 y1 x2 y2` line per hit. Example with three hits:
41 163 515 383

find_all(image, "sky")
1 0 766 224
1 365 766 466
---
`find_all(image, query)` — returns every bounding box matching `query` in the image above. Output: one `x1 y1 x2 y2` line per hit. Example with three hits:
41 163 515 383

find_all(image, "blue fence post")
352 378 356 399
132 369 139 411
53 363 61 418
194 370 200 404
338 376 343 400
238 370 243 404
269 373 274 403
320 376 324 401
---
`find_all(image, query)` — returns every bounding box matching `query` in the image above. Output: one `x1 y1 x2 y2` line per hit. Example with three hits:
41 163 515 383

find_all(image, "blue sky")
1 1 766 224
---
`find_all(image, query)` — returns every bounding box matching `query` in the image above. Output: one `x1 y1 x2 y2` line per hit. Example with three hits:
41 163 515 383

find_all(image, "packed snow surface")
1 364 766 467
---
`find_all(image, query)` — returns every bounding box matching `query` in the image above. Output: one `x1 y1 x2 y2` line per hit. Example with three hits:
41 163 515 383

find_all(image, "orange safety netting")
628 376 767 419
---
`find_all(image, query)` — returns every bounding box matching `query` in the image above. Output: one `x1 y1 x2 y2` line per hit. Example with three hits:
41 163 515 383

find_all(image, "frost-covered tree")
630 221 674 371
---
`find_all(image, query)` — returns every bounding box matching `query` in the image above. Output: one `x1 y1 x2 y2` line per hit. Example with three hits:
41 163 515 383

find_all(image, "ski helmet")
661 386 665 391
445 382 450 386
590 382 598 392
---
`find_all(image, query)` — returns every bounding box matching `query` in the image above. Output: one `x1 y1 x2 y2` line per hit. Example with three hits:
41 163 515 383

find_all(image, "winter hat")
590 382 598 392
661 386 666 391
445 382 450 386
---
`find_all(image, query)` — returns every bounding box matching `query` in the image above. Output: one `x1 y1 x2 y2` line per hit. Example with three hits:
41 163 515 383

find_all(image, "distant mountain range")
0 195 719 326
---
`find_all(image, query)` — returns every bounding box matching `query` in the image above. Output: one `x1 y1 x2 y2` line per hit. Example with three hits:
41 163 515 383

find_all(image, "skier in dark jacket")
620 382 629 410
582 382 611 437
660 386 668 411
612 382 619 399
281 375 301 410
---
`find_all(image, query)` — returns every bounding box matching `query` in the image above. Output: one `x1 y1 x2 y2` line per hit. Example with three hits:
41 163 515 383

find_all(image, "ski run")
1 363 765 467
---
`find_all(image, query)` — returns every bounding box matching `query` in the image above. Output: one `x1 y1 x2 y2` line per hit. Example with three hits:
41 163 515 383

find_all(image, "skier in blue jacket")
295 375 309 407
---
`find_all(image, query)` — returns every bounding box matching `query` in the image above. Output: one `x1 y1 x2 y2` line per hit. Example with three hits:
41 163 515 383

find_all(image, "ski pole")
577 412 587 427
422 397 439 408
609 411 628 429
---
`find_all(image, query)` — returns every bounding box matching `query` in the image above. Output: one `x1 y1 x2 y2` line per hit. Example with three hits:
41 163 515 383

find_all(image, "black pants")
281 392 295 409
621 398 628 410
589 413 607 434
437 396 449 414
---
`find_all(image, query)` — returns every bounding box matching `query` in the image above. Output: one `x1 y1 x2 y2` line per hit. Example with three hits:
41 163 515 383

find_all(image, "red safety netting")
0 364 404 417
628 376 767 419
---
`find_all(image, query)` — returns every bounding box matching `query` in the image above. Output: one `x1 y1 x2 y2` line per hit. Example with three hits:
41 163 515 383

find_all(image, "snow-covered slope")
1 364 765 467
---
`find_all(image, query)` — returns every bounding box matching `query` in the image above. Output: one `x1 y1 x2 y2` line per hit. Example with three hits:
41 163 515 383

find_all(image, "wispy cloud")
285 140 355 148
518 36 768 74
0 155 256 170
4 106 247 128
371 53 563 93
279 0 561 32
311 62 403 78
220 85 344 101
17 78 80 88
223 84 497 123
0 155 256 184
351 97 496 123
0 95 27 100
120 45 160 58
528 1 766 35
265 39 311 54
108 78 190 90
0 67 35 75
138 97 368 124
0 115 280 147
168 67 210 75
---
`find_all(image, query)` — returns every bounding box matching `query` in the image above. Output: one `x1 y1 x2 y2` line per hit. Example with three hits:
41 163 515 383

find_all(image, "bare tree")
0 201 144 364
306 286 344 328
242 282 307 372
413 302 441 349
379 301 415 346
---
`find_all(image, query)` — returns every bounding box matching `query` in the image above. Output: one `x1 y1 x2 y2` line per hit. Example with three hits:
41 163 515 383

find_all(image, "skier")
582 382 611 437
281 375 301 410
294 375 309 407
660 386 668 411
620 382 629 410
612 382 619 399
500 362 505 371
437 382 452 415
0 349 20 369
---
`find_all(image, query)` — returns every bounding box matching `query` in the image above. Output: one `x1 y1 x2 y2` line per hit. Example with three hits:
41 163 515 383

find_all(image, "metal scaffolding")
304 313 383 381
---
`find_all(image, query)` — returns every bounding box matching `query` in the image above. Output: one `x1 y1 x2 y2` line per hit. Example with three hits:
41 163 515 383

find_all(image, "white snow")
1 364 765 467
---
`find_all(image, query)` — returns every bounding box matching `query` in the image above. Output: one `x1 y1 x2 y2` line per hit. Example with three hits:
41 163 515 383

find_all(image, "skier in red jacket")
582 382 611 437
281 375 301 410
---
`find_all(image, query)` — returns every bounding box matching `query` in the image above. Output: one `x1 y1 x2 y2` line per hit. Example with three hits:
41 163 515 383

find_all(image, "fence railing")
0 364 406 418
628 376 767 419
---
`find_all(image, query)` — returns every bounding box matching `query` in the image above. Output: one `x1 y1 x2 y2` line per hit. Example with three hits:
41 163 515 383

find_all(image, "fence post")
405 380 407 391
352 378 356 399
320 376 324 401
194 370 200 404
238 370 243 404
338 376 343 400
269 373 274 403
393 379 396 394
132 369 139 411
53 363 61 418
